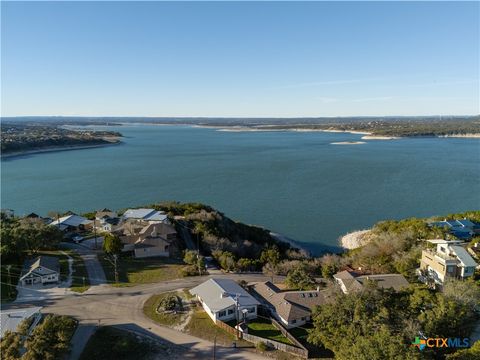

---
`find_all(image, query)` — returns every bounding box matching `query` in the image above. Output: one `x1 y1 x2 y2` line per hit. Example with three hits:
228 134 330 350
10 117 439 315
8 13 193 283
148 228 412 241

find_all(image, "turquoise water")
2 125 479 254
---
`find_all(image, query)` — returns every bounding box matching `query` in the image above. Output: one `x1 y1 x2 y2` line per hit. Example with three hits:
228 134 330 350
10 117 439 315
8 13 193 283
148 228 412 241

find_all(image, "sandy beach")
331 141 366 145
339 229 372 250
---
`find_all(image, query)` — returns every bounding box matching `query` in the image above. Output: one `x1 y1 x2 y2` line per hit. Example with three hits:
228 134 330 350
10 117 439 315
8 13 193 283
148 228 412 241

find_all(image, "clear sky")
1 1 479 117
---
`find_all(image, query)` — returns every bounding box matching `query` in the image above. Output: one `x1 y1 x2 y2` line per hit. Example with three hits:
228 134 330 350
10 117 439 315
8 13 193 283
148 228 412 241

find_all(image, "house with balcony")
419 239 477 284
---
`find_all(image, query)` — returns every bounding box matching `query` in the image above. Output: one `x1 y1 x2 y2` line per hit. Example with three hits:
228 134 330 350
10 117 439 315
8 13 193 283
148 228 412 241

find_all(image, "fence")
216 319 309 358
215 319 239 337
270 317 307 350
242 332 309 358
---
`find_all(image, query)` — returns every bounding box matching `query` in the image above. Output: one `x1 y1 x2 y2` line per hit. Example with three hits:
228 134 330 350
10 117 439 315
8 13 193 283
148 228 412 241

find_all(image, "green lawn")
143 291 185 326
245 318 293 345
100 255 184 287
184 307 248 347
79 326 158 360
68 251 90 293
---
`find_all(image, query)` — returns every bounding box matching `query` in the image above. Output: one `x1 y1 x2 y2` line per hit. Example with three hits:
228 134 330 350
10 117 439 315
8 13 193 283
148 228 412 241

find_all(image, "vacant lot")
100 256 184 287
79 326 159 360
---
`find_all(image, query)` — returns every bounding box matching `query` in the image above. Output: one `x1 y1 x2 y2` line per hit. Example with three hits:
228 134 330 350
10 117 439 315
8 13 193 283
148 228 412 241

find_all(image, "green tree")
0 331 22 360
446 340 480 359
23 315 76 360
183 250 198 265
260 245 280 266
103 233 123 254
285 265 315 290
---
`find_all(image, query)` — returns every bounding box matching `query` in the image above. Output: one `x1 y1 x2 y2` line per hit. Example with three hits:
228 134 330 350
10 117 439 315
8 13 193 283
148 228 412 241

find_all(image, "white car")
72 235 84 243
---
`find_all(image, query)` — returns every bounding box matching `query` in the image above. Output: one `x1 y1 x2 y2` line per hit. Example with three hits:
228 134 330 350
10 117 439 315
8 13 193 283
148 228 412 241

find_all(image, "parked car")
72 235 84 243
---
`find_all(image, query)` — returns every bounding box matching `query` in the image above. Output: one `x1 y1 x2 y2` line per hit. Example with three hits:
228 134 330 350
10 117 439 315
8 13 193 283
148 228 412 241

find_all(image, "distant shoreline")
1 140 121 159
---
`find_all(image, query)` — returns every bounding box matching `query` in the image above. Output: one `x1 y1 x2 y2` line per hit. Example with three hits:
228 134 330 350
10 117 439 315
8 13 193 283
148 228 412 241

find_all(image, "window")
308 293 313 297
301 294 305 298
248 307 255 313
228 309 234 315
440 247 446 253
301 317 306 321
292 319 297 324
218 311 226 317
314 293 318 297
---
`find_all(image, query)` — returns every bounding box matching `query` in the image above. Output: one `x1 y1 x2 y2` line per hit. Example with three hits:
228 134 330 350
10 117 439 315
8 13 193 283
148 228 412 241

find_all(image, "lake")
2 124 479 254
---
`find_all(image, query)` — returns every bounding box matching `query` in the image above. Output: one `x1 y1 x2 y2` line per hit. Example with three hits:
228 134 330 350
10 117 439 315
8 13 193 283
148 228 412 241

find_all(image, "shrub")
158 295 178 311
180 265 199 277
256 341 268 351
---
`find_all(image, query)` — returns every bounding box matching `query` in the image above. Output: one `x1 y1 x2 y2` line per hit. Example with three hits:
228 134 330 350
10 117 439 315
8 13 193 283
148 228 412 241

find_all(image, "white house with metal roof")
49 214 93 232
0 307 42 338
190 278 260 323
122 208 168 223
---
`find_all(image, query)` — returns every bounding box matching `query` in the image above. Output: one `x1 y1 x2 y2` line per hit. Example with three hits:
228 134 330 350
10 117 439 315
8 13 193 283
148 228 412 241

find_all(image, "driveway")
60 242 107 286
15 252 74 303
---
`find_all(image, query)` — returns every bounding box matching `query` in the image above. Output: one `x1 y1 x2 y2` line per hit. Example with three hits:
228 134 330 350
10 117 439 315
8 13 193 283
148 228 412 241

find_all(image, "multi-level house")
419 239 477 284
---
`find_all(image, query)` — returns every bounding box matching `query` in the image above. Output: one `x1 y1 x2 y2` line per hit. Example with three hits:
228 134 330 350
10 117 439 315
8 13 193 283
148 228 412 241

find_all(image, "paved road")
5 260 279 360
61 243 107 286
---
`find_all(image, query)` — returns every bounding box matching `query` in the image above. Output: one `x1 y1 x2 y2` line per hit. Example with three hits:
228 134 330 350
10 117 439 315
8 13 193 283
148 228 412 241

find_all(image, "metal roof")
50 215 92 227
0 307 42 338
190 278 259 312
123 208 167 222
450 246 478 267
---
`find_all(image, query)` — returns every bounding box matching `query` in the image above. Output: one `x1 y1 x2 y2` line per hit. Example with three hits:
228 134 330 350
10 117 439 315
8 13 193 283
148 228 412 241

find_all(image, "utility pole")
113 254 119 284
235 293 240 340
213 334 217 360
93 218 98 250
6 265 12 296
83 276 86 288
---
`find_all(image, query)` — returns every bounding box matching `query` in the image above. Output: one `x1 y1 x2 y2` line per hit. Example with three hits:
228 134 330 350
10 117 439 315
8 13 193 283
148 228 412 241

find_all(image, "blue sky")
1 1 479 117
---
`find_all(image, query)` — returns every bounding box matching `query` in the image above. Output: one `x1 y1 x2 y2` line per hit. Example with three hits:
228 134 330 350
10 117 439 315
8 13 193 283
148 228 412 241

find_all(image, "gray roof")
190 278 260 312
0 307 41 338
334 271 409 293
253 282 331 322
123 208 168 222
21 256 60 279
450 246 478 267
356 274 409 291
50 215 92 227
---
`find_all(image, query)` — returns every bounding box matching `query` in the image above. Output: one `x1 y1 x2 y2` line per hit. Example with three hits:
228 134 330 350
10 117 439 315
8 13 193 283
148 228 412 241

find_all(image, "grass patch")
100 256 184 287
143 292 185 326
245 318 293 345
79 326 157 360
68 252 90 293
184 307 243 346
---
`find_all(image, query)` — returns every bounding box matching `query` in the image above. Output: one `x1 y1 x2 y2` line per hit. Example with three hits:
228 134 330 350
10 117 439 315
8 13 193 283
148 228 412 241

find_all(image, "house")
333 270 409 294
49 214 93 232
117 222 178 258
190 278 260 323
0 307 42 338
19 256 60 286
122 208 168 223
419 239 478 284
429 219 480 240
252 281 331 329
